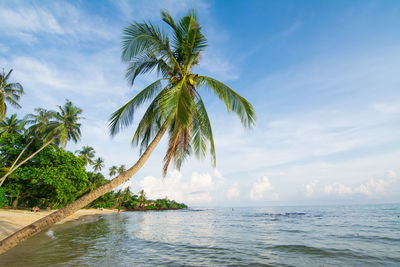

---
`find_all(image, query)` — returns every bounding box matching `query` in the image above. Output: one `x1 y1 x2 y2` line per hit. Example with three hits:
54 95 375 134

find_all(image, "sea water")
0 204 399 266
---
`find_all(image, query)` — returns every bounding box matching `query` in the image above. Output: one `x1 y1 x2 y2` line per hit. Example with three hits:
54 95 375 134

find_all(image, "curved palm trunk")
0 124 167 254
10 138 34 170
0 137 54 186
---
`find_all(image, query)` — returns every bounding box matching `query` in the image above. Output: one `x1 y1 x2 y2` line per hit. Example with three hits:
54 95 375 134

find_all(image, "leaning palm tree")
0 10 255 253
76 146 96 166
109 165 118 177
92 157 104 173
0 100 82 186
0 69 24 121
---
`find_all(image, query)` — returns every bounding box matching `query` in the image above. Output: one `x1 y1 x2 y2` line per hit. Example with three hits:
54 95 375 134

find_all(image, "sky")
1 0 400 206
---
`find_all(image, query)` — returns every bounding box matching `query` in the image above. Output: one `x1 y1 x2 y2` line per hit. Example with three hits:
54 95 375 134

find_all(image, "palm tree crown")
25 108 56 136
49 100 83 147
109 165 118 177
93 157 104 172
0 114 26 135
0 69 24 121
118 165 126 175
109 10 255 176
76 146 96 166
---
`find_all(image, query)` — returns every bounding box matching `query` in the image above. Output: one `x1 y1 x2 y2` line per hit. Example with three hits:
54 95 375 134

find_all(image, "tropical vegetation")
0 113 185 210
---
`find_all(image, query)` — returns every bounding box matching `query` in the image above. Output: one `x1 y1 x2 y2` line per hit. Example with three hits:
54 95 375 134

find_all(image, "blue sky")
1 0 400 206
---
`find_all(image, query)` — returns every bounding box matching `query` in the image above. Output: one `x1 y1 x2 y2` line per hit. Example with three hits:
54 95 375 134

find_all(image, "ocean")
0 204 399 266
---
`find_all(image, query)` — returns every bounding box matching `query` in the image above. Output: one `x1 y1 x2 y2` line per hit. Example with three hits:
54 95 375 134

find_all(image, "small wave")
249 212 307 218
333 234 400 242
45 230 56 239
269 245 382 261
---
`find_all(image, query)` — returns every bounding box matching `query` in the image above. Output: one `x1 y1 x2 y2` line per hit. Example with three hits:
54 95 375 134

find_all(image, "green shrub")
0 187 8 207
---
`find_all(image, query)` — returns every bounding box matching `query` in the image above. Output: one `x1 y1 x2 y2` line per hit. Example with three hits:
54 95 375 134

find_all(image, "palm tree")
109 165 118 177
0 114 26 135
122 187 132 203
138 189 147 207
76 146 96 166
93 157 104 173
118 165 126 175
0 69 24 121
0 100 83 186
0 10 255 253
113 190 123 208
1 108 55 181
25 108 56 134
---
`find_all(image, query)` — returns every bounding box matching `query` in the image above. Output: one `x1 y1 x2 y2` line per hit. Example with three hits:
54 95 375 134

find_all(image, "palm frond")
109 79 166 136
198 76 256 128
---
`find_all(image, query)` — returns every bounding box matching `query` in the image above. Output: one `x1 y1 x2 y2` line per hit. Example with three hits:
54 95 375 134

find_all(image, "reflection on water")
1 205 400 266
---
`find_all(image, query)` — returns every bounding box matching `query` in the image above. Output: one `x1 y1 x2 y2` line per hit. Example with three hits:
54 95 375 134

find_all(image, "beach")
0 208 118 241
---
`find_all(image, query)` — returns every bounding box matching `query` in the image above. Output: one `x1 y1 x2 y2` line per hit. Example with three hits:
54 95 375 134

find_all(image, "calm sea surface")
1 204 399 266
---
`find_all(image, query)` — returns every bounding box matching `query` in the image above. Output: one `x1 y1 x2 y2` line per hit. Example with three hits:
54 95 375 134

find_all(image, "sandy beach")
0 208 118 241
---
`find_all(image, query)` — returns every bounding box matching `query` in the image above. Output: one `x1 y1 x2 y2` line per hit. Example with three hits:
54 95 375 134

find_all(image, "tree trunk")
12 197 18 209
10 138 34 170
0 137 54 186
0 124 167 254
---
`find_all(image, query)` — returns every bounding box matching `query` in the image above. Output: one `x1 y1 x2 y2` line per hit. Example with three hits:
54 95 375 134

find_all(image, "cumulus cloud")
354 170 397 196
324 171 398 197
249 176 278 200
135 169 224 204
324 183 353 196
304 180 318 197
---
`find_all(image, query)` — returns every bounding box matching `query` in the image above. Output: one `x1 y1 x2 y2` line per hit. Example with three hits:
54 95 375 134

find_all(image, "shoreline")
0 208 119 241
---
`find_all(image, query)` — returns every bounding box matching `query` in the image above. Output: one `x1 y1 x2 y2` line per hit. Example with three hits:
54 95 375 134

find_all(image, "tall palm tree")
109 165 118 177
118 165 126 175
0 114 26 135
93 157 104 173
76 146 96 166
0 10 255 253
0 100 83 186
0 69 24 121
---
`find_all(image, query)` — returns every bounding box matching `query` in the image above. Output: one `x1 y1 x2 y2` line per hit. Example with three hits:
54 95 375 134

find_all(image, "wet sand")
0 208 118 241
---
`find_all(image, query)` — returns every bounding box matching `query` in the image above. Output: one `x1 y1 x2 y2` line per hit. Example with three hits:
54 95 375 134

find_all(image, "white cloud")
198 51 239 81
354 170 397 196
0 5 63 34
249 176 276 200
135 169 225 204
0 1 115 41
324 183 353 196
323 171 398 197
304 180 318 197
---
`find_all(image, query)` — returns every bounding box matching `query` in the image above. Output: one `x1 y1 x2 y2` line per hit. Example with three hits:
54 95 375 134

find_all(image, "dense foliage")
91 188 187 210
0 121 187 210
1 132 88 208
